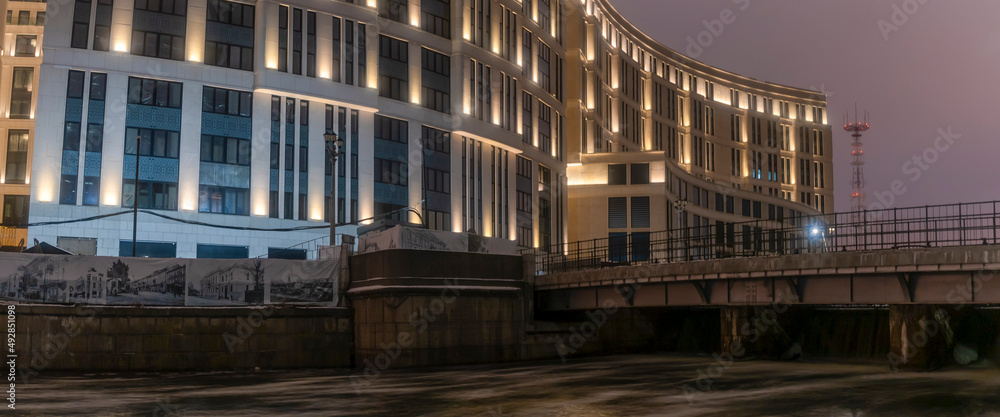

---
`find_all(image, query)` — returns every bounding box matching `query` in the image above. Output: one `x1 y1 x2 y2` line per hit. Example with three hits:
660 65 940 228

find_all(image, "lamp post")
672 199 688 262
132 134 140 257
324 132 345 245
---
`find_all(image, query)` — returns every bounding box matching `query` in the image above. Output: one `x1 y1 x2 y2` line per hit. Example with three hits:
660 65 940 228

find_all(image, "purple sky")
609 0 1000 212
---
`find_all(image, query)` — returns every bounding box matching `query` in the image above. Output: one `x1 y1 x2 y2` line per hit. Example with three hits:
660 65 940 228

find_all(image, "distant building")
133 264 185 295
69 267 105 302
199 265 256 302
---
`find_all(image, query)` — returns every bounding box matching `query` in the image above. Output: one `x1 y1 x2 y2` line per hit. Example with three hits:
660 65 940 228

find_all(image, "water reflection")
19 354 1000 416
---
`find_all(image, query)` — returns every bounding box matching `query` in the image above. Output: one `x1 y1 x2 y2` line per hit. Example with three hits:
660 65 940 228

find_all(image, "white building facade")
28 0 831 259
31 0 570 258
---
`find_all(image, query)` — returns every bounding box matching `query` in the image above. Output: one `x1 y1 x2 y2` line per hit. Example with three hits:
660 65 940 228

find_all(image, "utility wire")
24 202 426 232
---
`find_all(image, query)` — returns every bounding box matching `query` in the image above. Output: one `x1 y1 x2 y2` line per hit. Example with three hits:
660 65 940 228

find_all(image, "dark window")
93 0 112 51
1 195 29 226
4 131 28 185
67 70 86 99
608 164 626 185
631 197 650 228
196 244 249 259
374 158 407 186
200 135 250 165
127 77 183 108
268 247 306 260
9 68 33 119
421 48 451 113
630 163 650 185
420 0 451 38
202 86 251 116
90 73 107 101
422 125 450 153
331 17 342 82
125 128 180 158
134 0 187 15
121 180 178 210
609 232 627 262
374 114 408 144
631 232 650 262
608 197 627 229
86 124 104 152
292 8 302 75
60 175 78 205
378 35 409 102
205 41 253 71
278 5 288 72
130 30 185 61
379 0 407 23
119 241 177 258
71 0 92 49
206 0 254 27
306 11 316 77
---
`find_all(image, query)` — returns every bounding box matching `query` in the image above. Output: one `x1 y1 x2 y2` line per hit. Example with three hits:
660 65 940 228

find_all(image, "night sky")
609 0 1000 211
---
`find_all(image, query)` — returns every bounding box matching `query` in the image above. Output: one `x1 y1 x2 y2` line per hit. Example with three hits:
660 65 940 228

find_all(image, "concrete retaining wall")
15 304 352 372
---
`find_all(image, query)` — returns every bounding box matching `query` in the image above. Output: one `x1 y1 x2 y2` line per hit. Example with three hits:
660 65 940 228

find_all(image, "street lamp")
672 199 688 262
324 132 345 245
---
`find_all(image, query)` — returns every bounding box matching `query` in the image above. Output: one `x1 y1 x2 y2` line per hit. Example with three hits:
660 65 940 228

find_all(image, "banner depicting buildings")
0 253 340 307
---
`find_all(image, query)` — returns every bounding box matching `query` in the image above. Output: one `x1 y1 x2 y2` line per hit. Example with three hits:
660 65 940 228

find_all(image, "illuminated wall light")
369 79 378 89
320 70 330 79
254 205 267 217
367 0 376 7
411 18 419 27
189 53 201 63
181 199 195 211
266 60 277 69
38 187 53 203
114 42 127 52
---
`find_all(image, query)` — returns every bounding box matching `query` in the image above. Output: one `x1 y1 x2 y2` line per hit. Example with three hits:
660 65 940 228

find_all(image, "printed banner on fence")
0 252 340 307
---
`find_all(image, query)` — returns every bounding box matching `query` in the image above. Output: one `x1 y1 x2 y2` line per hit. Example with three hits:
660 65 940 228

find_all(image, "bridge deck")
535 246 1000 309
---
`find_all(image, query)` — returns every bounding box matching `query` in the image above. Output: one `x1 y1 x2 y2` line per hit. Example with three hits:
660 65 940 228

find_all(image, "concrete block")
114 335 142 353
88 335 114 352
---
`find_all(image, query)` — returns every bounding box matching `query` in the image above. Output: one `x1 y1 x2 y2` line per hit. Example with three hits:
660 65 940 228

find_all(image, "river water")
17 354 1000 416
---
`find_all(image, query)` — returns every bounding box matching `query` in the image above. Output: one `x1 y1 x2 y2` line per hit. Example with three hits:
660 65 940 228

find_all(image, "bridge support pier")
720 305 798 361
888 305 955 371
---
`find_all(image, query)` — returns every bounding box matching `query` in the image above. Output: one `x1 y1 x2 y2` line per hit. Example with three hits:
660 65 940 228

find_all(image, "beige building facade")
0 0 45 251
563 0 834 252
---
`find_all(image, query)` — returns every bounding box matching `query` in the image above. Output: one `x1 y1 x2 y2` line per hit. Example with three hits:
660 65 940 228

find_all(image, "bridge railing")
521 200 1000 274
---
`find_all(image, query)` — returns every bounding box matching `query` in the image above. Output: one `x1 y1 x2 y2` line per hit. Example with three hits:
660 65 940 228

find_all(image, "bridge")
522 201 1000 370
526 200 1000 307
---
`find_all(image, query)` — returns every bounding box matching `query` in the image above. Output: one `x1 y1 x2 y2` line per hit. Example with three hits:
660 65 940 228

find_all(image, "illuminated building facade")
27 0 829 258
0 0 45 251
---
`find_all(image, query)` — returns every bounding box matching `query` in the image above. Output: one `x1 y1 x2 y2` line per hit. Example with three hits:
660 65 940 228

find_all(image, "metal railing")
255 233 357 260
521 201 1000 274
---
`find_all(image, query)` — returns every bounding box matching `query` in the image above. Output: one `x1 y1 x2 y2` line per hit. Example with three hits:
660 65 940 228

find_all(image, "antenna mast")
843 105 871 218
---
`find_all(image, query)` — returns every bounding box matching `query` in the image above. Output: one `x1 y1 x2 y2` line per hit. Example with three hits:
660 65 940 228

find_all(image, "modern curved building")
24 0 831 258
